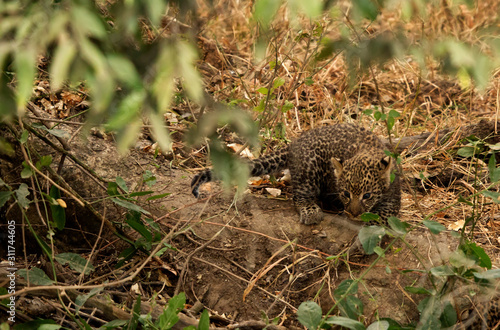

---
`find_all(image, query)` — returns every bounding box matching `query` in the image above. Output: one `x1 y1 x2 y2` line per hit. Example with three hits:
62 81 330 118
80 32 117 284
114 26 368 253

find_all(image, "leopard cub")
191 123 401 225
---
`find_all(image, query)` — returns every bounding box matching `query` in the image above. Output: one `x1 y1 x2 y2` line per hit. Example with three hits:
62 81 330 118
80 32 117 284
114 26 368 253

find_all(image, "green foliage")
198 309 211 330
387 216 410 236
187 107 259 194
359 212 379 223
422 220 446 234
75 287 103 314
297 301 322 330
334 280 363 320
55 253 95 275
17 267 55 286
129 295 142 330
49 185 66 230
116 210 165 267
12 319 60 330
156 292 186 329
325 316 365 330
358 225 385 255
1 1 203 153
15 183 30 209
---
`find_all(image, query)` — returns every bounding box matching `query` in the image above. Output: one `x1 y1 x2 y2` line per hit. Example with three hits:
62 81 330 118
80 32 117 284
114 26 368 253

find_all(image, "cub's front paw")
299 204 323 225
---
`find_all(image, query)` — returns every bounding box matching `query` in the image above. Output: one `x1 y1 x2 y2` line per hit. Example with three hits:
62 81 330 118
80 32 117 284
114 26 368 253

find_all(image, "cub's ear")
331 157 343 177
380 155 393 183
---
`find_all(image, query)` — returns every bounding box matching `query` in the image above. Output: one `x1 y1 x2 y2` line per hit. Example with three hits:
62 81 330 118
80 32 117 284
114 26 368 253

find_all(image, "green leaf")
281 101 294 113
153 47 175 112
36 155 53 169
430 265 455 277
461 241 492 269
19 130 29 144
256 87 269 95
116 176 129 193
145 0 165 26
448 249 476 269
353 0 379 20
107 182 120 197
358 226 385 254
360 212 379 223
177 41 203 103
15 48 36 112
75 287 103 314
378 318 405 329
297 301 322 330
198 309 210 330
473 269 500 279
106 90 145 130
143 170 157 187
388 109 401 118
488 154 500 183
116 245 138 268
49 185 66 230
31 123 71 139
387 216 409 235
55 252 95 275
253 98 266 112
387 116 395 132
404 286 433 295
111 198 150 215
11 319 60 329
157 293 186 329
50 38 77 90
418 295 442 329
17 267 55 286
367 320 389 330
15 183 30 209
422 220 445 234
481 190 500 204
457 146 475 158
334 280 363 319
146 193 171 201
324 316 365 330
439 301 457 328
150 111 173 154
457 195 473 206
253 0 281 29
373 246 385 256
125 211 153 242
287 0 323 19
129 294 141 330
305 77 314 86
129 191 154 197
71 5 106 39
20 160 33 179
0 191 13 208
99 319 128 329
107 54 142 89
272 77 285 89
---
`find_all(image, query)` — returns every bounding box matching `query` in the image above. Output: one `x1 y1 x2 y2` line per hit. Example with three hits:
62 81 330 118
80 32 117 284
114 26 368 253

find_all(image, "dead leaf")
448 220 464 231
227 143 254 159
265 188 281 197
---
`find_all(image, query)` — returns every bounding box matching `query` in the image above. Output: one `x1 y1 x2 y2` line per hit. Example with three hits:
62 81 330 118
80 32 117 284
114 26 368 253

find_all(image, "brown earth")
2 124 493 328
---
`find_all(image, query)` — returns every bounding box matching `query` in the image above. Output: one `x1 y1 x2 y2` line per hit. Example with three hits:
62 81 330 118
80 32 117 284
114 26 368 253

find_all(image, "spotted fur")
191 123 401 224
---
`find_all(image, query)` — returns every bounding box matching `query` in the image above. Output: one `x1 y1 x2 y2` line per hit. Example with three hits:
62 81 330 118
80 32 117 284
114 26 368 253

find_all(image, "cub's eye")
363 193 372 200
343 191 350 198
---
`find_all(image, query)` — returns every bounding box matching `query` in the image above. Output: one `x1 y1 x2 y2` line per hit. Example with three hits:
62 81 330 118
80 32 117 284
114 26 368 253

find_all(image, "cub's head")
332 153 393 219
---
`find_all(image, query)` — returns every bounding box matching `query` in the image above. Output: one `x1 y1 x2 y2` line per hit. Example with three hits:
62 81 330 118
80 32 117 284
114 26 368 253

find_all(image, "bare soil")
3 125 493 328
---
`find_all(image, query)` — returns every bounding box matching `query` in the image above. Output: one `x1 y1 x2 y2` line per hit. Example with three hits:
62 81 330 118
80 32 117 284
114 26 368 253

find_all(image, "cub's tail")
250 146 289 177
191 146 289 198
191 169 213 198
